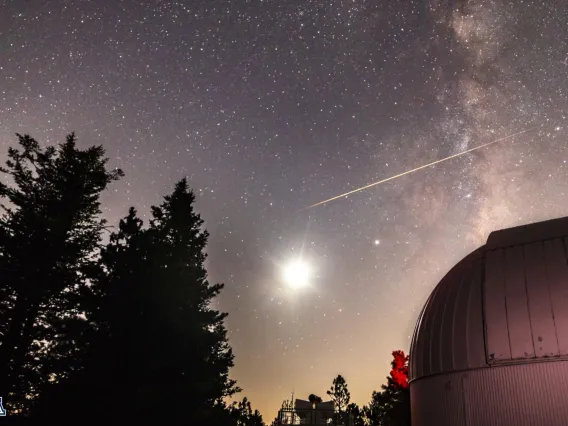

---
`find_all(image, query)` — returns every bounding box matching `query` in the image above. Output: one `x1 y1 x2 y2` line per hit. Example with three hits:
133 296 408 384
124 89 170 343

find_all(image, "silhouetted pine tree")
346 402 365 426
327 374 351 413
230 397 265 426
364 350 410 426
0 133 122 414
32 179 239 425
327 374 351 425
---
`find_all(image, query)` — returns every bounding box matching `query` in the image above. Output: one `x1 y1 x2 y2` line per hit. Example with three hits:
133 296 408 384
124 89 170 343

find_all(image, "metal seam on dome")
521 243 537 357
410 355 568 384
502 249 513 362
480 250 489 366
544 240 561 353
450 262 466 371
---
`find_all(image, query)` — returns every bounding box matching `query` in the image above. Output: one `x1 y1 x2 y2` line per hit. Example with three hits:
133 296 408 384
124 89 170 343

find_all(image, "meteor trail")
304 126 541 210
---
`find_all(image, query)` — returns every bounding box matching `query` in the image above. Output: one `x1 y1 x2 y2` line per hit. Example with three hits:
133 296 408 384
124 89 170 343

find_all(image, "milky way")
1 0 568 420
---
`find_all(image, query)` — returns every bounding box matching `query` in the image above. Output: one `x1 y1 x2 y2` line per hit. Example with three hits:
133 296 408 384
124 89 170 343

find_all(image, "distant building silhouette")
410 216 568 426
276 396 352 425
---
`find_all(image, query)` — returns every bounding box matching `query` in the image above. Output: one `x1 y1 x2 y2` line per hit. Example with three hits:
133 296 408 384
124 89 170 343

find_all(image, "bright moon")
283 259 311 289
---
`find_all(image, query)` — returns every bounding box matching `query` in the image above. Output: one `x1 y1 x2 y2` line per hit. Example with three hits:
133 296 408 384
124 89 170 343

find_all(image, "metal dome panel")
410 216 568 382
543 238 568 355
485 236 568 363
409 248 486 381
523 241 558 358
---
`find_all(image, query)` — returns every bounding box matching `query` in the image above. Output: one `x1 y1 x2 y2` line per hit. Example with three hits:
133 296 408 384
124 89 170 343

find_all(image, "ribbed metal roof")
410 216 568 382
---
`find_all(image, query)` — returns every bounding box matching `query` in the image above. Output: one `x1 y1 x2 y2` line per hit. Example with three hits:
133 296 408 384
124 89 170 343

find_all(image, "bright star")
282 259 312 289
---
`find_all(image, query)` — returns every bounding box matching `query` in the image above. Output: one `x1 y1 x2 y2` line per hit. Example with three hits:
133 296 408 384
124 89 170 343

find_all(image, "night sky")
2 0 568 420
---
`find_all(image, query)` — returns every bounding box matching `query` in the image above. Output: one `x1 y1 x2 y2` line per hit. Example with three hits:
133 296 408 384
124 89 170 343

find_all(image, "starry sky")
1 0 568 420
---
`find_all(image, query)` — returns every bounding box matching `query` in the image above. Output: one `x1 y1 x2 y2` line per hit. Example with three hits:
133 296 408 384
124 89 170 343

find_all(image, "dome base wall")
411 359 568 426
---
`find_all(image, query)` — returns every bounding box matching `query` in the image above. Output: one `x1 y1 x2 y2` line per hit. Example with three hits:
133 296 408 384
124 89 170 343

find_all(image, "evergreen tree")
365 350 410 426
32 179 239 424
0 133 122 414
346 402 365 426
230 397 265 426
327 374 351 413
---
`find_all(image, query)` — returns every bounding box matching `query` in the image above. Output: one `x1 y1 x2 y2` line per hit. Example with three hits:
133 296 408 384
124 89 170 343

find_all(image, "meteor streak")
304 126 541 210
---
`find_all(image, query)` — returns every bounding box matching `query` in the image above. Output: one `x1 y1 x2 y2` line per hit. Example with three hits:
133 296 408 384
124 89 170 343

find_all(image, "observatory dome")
410 216 568 426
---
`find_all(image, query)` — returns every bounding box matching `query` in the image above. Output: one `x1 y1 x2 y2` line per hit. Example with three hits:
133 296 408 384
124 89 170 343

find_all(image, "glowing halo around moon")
282 259 312 289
